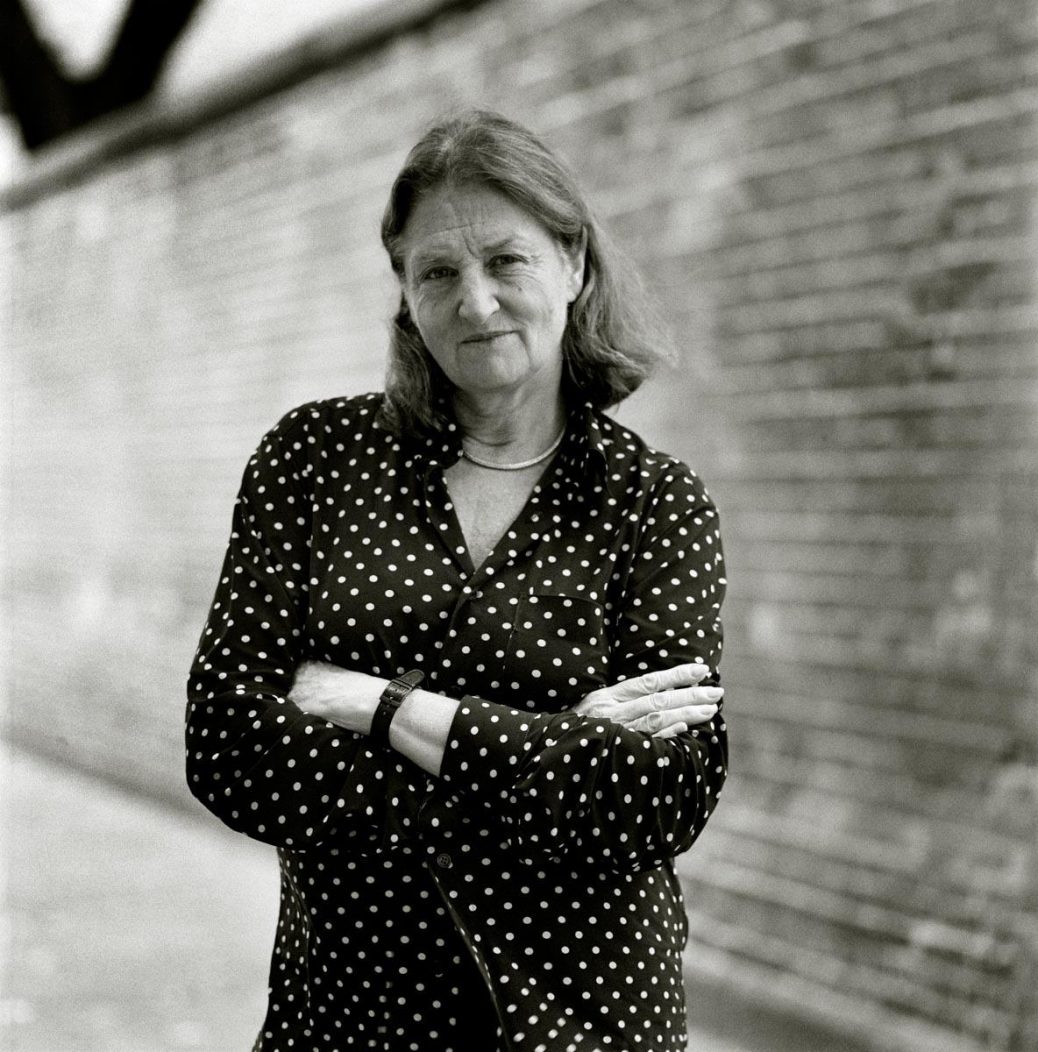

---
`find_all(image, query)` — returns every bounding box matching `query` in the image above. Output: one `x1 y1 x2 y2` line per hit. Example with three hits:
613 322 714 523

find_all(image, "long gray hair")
379 110 671 433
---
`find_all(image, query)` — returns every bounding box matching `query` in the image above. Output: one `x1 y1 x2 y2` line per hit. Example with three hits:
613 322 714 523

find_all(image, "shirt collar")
556 401 612 490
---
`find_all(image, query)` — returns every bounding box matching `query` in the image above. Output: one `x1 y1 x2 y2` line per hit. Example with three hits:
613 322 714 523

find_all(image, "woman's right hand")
575 663 722 739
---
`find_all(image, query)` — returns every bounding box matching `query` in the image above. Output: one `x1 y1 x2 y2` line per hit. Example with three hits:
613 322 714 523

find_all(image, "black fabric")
187 392 728 1051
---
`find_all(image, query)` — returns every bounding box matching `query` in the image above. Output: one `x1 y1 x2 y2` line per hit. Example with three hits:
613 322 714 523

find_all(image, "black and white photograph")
1 1 1035 1050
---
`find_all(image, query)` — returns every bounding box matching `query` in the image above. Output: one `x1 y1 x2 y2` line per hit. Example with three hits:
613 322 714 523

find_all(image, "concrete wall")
2 0 1036 1048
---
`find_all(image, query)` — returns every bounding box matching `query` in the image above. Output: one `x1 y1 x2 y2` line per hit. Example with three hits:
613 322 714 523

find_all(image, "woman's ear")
564 228 588 304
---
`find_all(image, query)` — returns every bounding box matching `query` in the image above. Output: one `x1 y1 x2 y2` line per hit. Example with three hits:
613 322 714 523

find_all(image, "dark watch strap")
369 669 425 746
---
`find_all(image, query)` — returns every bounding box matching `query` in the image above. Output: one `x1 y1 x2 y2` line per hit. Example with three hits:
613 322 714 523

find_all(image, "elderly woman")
187 110 727 1052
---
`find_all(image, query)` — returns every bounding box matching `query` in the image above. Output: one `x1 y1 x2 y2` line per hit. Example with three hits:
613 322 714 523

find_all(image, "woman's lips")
461 330 514 344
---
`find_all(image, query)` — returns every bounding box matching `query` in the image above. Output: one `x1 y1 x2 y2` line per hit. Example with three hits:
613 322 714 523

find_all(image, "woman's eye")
421 267 452 281
491 254 523 268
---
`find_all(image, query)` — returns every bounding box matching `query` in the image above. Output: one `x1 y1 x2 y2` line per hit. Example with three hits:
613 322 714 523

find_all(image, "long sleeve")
185 406 430 850
187 397 729 872
437 468 728 872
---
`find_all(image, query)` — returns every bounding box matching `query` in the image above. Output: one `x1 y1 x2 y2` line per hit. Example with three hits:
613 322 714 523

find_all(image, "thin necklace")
461 426 567 471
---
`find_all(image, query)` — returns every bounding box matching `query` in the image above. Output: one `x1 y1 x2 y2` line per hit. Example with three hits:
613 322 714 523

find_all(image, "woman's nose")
457 271 498 323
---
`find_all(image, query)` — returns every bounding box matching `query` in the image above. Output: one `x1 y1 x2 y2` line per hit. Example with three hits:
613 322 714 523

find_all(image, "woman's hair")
379 109 672 433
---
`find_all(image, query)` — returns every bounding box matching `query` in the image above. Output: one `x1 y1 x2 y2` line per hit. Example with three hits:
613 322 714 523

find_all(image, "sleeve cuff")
439 695 548 795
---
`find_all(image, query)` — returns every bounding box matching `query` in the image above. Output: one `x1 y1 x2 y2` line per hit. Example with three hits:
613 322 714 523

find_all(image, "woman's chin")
453 356 564 400
455 364 531 395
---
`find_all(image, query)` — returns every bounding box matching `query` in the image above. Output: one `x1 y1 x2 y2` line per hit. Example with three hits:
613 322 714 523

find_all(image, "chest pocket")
506 593 610 708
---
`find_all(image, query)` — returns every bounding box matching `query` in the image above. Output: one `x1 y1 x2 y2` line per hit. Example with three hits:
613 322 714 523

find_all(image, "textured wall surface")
2 0 1036 1048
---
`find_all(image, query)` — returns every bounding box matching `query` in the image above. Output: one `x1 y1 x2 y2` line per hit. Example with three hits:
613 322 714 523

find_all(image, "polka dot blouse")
186 392 728 1051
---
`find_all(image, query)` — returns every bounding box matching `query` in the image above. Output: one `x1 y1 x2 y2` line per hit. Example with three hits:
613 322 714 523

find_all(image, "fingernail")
704 687 724 699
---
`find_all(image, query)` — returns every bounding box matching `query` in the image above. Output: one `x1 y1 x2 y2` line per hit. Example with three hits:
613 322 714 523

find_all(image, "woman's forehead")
401 184 552 257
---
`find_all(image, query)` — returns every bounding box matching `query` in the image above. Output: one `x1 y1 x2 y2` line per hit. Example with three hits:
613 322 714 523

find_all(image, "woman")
187 110 727 1052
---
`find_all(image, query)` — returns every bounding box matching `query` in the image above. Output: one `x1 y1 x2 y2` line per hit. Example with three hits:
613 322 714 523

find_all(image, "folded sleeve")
185 405 429 851
438 467 728 872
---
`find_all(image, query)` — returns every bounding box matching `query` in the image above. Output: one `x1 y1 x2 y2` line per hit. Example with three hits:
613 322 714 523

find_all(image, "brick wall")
2 0 1036 1048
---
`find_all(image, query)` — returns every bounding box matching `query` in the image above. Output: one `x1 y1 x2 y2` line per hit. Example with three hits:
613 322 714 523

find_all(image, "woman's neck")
453 385 567 457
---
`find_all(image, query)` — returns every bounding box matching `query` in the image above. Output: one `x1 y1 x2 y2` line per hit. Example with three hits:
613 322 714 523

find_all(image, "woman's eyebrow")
408 236 532 270
483 236 534 254
407 246 458 269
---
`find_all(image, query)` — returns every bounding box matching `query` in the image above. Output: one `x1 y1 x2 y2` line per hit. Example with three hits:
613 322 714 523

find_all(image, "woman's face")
398 183 585 400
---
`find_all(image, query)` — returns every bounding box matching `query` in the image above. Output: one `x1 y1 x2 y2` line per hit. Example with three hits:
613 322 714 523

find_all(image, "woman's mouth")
461 330 514 344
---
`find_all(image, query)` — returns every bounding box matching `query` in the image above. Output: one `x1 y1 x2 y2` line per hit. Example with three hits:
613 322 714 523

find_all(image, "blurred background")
1 0 1036 1049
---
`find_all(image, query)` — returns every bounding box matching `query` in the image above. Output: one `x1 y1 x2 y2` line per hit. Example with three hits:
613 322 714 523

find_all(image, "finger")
629 711 676 734
627 709 676 734
606 662 712 703
680 686 724 712
656 723 689 740
644 685 723 712
634 662 712 696
628 705 718 734
673 704 721 726
611 684 721 722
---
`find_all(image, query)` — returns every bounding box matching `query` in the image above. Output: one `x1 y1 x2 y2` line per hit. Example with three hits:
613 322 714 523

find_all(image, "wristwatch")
369 669 425 746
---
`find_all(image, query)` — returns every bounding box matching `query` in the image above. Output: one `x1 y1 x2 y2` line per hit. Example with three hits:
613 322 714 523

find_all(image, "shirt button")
436 852 453 869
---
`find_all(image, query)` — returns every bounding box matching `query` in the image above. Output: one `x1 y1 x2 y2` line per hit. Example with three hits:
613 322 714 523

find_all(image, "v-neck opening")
437 461 557 580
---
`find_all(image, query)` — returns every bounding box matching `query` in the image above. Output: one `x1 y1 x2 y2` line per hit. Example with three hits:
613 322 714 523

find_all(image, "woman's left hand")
575 663 722 739
290 660 385 734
